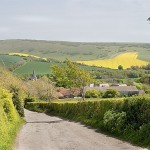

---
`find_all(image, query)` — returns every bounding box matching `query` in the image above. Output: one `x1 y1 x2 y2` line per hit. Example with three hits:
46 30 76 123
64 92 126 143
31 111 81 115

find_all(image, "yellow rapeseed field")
77 52 149 69
9 53 47 61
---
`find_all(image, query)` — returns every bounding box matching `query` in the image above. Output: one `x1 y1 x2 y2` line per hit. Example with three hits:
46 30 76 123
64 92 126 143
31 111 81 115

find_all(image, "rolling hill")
0 40 150 74
0 39 150 61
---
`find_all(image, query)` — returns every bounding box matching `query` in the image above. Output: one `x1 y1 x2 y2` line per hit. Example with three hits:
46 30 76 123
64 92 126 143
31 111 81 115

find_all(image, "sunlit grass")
30 98 124 104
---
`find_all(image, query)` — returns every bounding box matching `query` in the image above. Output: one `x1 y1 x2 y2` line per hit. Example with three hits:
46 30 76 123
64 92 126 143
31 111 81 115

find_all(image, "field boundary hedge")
26 96 150 148
0 88 23 150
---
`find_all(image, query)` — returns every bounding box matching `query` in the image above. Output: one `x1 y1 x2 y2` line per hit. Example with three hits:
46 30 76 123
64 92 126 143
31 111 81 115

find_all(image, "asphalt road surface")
14 109 148 150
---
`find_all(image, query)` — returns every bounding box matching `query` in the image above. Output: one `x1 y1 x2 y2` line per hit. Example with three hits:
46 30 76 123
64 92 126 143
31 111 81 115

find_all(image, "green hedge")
0 68 26 117
26 96 150 147
0 88 23 150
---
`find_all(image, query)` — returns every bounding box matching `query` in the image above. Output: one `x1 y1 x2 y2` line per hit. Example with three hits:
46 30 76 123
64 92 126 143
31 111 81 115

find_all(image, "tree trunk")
81 86 86 100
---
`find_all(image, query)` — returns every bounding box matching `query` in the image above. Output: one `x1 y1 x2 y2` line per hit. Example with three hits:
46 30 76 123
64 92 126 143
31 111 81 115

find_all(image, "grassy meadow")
77 52 149 69
14 61 54 74
0 54 24 67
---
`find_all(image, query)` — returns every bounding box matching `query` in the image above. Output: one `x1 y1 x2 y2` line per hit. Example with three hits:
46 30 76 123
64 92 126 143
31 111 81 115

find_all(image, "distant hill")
0 39 150 61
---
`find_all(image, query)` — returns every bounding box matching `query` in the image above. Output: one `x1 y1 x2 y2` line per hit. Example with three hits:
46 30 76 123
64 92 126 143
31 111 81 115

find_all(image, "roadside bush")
85 90 103 98
103 110 126 133
121 96 150 128
10 86 24 117
0 68 27 116
24 97 36 106
137 124 150 145
0 87 22 150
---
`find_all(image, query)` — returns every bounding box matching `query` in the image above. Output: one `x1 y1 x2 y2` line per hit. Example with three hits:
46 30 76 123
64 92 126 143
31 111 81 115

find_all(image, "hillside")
0 40 150 61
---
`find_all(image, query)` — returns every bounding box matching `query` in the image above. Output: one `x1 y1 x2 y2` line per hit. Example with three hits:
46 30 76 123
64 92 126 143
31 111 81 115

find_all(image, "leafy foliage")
0 68 27 116
0 87 22 150
103 89 120 98
103 110 126 133
85 90 103 98
52 60 93 99
25 76 57 101
118 65 123 70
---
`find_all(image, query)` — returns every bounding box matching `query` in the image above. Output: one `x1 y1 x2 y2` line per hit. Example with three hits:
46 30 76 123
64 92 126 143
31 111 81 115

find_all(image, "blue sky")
0 0 150 42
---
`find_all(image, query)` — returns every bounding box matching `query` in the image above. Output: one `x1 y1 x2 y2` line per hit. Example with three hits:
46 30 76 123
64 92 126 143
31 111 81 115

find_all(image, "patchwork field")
0 40 150 61
77 52 149 69
0 54 24 67
14 61 53 74
0 40 150 73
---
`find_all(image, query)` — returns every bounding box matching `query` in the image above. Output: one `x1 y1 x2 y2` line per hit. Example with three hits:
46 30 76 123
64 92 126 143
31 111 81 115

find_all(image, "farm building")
86 86 140 96
57 87 81 99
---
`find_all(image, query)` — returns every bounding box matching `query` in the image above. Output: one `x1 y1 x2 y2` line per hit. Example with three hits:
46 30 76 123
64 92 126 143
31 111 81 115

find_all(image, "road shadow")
26 120 63 124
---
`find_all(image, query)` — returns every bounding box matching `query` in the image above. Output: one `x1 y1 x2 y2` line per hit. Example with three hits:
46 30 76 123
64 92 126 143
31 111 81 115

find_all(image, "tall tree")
52 60 93 99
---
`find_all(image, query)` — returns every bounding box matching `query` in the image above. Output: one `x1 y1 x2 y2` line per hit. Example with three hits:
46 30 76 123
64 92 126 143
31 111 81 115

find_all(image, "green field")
14 62 51 74
0 40 150 61
137 51 150 61
0 54 24 67
14 61 60 74
0 54 109 74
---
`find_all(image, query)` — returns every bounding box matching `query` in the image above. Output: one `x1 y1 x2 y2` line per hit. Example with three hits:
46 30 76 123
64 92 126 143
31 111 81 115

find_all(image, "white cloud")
14 16 50 23
0 27 10 33
0 0 150 42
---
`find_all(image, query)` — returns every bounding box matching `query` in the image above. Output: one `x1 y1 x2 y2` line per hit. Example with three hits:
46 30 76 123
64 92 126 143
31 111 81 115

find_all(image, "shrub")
118 65 123 70
103 110 126 133
10 86 24 117
138 124 150 145
24 97 36 106
127 72 139 78
0 87 22 150
85 90 103 98
103 89 120 98
121 96 150 128
0 68 27 116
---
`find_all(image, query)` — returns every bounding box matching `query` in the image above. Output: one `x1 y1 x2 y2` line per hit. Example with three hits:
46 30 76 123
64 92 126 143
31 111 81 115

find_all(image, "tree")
26 77 57 102
118 65 123 70
139 75 150 85
85 90 103 98
52 60 93 99
103 89 120 98
148 17 150 21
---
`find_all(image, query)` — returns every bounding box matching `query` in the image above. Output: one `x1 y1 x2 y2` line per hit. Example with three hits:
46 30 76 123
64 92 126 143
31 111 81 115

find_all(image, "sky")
0 0 150 42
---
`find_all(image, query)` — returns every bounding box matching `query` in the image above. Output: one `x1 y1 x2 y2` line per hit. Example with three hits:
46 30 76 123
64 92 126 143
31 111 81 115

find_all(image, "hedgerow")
0 87 23 150
26 96 150 147
0 68 27 116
